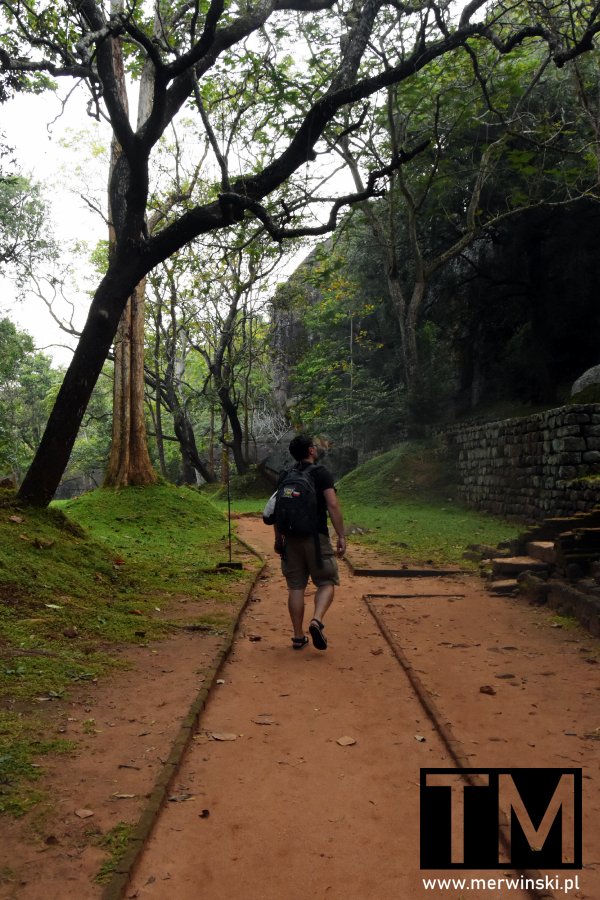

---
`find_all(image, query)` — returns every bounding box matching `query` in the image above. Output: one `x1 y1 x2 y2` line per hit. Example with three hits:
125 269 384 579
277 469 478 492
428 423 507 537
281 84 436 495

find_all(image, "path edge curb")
364 593 556 900
101 545 266 900
344 551 463 578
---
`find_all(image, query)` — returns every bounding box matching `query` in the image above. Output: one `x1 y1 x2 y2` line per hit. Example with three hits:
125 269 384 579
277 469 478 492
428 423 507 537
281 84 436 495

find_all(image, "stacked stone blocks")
443 404 600 520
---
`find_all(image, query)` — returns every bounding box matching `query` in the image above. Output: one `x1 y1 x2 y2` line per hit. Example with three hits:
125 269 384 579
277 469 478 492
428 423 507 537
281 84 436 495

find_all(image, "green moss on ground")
569 386 600 404
94 821 136 883
337 442 520 567
0 483 254 815
336 441 457 505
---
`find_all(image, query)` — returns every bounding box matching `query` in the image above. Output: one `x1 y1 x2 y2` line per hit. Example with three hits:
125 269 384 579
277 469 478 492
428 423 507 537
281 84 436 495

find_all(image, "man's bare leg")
313 584 334 625
288 588 306 639
307 584 334 650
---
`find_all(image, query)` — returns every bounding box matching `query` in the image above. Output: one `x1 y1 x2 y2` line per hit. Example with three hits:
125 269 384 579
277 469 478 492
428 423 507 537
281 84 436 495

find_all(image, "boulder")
322 445 359 480
259 438 358 483
571 364 600 397
258 432 297 482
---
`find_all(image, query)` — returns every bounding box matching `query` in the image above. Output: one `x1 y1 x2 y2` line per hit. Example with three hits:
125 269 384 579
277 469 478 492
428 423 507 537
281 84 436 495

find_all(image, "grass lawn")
0 483 256 815
337 443 520 566
340 499 518 567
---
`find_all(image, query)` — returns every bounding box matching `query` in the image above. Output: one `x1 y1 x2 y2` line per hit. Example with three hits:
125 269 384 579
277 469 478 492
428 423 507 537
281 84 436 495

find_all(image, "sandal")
309 619 327 651
291 635 309 650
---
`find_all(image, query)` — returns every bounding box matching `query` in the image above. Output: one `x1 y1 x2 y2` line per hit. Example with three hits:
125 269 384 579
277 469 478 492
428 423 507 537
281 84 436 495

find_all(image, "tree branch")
218 141 429 239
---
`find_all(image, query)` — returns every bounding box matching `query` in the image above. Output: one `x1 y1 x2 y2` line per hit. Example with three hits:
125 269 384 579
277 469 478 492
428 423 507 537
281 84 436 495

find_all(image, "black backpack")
273 463 319 537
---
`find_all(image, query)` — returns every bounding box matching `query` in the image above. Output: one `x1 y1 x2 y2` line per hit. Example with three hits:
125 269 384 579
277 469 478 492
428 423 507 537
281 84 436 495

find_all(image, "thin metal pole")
226 457 233 562
349 312 354 446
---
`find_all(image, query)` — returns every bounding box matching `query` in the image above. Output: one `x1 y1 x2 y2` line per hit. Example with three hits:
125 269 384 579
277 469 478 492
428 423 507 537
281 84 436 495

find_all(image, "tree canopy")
0 171 54 273
1 0 599 502
0 317 58 478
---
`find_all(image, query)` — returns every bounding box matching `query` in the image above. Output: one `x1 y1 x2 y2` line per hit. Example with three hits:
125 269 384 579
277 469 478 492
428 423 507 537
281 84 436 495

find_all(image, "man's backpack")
272 463 319 537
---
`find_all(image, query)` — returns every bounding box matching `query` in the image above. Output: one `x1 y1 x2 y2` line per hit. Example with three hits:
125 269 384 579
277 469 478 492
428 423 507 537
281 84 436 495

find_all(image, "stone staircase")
486 506 600 595
484 510 600 636
487 541 555 596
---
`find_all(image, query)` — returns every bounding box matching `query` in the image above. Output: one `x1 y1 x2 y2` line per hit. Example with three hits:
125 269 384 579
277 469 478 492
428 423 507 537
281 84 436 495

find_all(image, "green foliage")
0 317 32 382
90 239 109 275
0 316 111 489
144 231 282 480
0 318 59 478
406 323 459 428
277 238 405 448
5 0 600 499
0 176 55 274
278 39 600 434
0 483 258 814
60 369 113 490
275 38 600 442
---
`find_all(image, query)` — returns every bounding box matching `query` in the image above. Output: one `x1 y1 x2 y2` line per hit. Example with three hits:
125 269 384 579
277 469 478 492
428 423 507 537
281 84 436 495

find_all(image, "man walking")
274 434 346 651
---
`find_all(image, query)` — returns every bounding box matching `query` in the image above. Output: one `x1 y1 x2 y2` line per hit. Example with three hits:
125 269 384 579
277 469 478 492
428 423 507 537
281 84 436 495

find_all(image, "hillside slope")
336 442 519 566
0 484 253 815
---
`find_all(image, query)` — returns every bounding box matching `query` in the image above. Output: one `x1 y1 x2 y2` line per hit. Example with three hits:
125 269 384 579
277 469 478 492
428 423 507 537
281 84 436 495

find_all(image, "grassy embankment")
0 483 255 817
336 443 520 566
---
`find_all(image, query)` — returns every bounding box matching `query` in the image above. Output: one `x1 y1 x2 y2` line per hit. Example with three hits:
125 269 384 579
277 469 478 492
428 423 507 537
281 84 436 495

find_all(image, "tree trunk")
18 260 146 505
105 298 131 481
385 271 414 388
173 408 214 483
405 280 426 386
104 11 157 488
104 279 157 485
152 312 168 478
209 406 215 476
163 345 216 483
219 385 248 475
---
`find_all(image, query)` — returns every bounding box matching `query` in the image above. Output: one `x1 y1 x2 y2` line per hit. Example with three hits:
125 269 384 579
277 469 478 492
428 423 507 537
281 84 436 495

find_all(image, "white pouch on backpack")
262 492 277 525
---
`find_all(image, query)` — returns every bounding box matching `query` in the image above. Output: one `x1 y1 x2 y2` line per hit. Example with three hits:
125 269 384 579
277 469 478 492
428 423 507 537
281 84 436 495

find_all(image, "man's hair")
289 433 314 461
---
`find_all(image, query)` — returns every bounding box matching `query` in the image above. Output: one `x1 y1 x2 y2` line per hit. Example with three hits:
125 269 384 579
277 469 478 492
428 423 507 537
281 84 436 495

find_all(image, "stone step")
525 541 556 564
518 509 600 545
486 579 519 596
491 556 549 578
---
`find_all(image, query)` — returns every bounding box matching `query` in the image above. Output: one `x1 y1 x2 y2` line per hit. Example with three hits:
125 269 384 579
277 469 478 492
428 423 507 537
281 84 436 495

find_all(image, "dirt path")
125 519 600 900
0 546 260 900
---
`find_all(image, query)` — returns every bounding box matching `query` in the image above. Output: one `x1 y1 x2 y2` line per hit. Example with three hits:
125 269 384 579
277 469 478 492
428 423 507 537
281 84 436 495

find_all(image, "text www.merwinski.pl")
422 874 581 893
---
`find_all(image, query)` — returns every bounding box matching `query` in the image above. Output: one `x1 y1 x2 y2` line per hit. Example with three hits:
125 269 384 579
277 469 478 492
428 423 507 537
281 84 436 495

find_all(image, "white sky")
1 86 109 364
1 83 315 367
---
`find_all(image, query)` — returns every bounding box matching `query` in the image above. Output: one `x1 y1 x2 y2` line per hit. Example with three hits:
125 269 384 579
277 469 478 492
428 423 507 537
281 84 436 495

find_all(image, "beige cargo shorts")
281 532 340 590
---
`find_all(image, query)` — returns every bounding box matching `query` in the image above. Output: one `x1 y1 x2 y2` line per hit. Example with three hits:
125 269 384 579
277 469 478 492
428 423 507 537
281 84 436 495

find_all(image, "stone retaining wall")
441 404 600 520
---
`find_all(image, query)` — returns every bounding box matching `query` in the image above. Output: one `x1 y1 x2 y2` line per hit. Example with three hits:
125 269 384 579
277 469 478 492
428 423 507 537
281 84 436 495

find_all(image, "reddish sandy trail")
127 520 600 900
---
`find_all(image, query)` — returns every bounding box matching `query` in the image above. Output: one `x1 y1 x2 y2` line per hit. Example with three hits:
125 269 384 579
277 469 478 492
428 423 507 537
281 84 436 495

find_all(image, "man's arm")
323 487 346 557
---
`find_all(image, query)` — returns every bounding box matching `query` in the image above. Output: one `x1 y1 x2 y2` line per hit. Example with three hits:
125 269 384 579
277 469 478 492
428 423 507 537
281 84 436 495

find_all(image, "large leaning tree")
1 0 598 506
